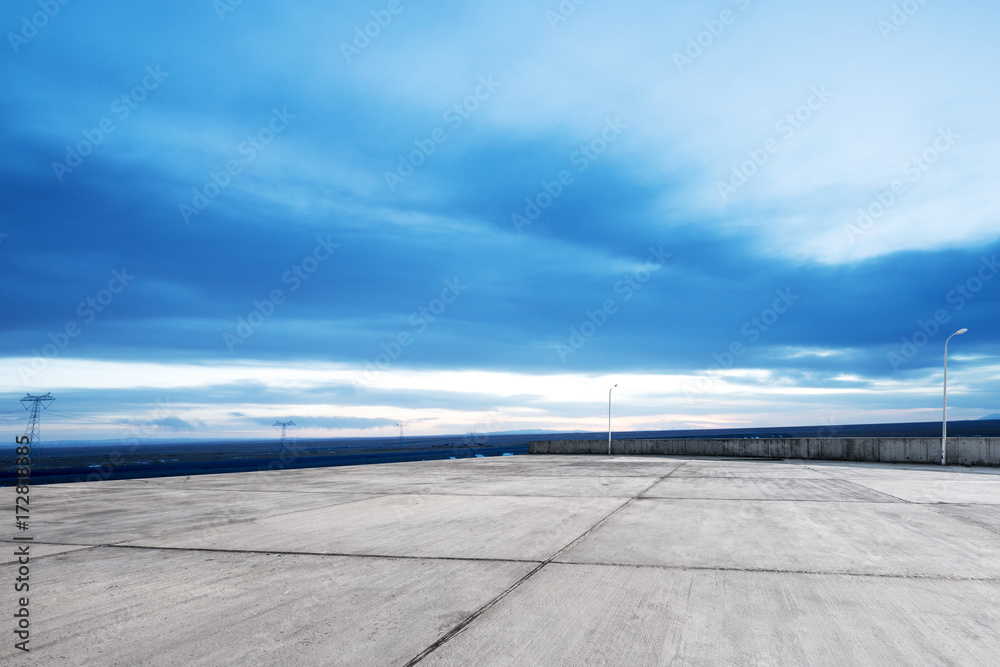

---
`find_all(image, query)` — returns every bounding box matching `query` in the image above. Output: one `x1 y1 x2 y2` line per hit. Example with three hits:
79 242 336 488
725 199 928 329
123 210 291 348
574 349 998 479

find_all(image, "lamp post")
942 328 968 466
608 384 617 455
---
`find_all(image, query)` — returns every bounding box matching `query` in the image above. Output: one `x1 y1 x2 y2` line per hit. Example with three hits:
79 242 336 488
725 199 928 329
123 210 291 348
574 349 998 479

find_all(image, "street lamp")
608 384 618 455
942 328 968 466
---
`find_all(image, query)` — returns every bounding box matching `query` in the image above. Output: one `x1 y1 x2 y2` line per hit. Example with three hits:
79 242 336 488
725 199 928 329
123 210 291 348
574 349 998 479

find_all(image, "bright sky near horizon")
2 0 998 441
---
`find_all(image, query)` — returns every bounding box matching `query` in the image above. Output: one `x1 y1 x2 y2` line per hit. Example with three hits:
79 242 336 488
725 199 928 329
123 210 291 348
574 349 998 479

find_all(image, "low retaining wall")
528 437 1000 466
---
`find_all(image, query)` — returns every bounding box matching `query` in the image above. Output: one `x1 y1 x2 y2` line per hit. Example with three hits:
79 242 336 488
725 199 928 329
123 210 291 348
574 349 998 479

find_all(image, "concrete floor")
3 455 1000 665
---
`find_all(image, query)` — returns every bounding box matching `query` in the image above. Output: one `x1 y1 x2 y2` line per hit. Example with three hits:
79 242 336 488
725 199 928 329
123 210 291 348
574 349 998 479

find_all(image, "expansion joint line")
403 460 688 666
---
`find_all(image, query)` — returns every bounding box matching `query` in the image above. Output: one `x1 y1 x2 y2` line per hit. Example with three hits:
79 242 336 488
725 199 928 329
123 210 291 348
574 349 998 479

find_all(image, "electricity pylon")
21 393 54 464
395 421 408 444
273 420 295 441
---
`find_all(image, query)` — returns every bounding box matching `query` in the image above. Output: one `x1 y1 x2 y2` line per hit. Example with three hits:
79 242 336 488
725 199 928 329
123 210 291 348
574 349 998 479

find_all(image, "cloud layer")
2 0 998 439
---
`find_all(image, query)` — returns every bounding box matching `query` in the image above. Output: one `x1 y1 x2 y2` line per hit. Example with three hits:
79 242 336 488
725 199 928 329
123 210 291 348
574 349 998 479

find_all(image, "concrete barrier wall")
528 437 1000 466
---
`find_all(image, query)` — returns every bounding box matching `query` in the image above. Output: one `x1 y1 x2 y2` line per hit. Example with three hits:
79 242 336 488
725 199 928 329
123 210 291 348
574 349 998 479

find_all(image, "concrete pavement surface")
3 455 1000 665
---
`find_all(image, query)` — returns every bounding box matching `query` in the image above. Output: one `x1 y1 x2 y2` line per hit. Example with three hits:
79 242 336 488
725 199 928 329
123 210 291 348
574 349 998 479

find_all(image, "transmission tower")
21 393 55 463
395 421 410 444
273 420 295 441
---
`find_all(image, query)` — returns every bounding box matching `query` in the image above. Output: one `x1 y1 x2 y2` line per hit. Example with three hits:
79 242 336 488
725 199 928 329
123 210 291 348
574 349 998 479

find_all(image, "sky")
2 0 999 442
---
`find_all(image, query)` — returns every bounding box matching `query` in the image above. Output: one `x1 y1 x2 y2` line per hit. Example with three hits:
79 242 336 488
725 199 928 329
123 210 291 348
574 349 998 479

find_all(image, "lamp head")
956 328 968 334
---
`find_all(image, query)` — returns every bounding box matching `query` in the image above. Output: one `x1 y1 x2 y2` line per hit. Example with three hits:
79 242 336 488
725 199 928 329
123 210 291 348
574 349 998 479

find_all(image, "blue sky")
2 0 998 441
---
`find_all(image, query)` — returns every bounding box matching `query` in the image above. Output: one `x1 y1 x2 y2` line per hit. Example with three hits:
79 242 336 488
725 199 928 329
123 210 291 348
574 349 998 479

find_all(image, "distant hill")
980 414 1000 420
480 429 590 435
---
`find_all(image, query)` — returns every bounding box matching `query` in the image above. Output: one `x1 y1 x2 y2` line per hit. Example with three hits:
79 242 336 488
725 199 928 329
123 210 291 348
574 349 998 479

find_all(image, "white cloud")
339 1 1000 263
5 351 999 439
